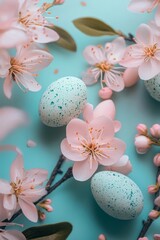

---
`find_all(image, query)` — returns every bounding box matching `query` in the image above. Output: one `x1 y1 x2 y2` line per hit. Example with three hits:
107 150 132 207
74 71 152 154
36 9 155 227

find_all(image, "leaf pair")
23 222 72 240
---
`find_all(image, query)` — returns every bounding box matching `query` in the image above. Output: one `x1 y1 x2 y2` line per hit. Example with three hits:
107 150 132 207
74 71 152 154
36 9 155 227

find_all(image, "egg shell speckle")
144 74 160 101
39 76 87 127
91 171 144 220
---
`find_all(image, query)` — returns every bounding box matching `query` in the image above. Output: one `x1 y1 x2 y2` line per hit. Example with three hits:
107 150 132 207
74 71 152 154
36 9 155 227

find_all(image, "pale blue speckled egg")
91 171 143 220
39 76 87 127
144 74 160 101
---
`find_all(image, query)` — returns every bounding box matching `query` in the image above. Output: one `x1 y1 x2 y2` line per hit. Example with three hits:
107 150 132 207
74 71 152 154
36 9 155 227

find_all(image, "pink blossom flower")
0 44 53 98
0 156 48 222
150 124 160 138
61 116 126 181
82 37 126 92
128 0 160 26
0 0 27 48
83 100 121 133
17 0 59 43
135 135 152 154
120 24 160 80
105 155 132 175
0 222 26 240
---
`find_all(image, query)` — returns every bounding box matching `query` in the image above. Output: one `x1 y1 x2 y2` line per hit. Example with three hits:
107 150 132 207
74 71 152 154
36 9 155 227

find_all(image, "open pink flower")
82 37 126 92
83 100 121 132
0 0 27 48
61 117 126 181
128 0 160 26
0 44 53 98
120 24 160 80
0 156 48 222
0 222 26 240
17 0 59 43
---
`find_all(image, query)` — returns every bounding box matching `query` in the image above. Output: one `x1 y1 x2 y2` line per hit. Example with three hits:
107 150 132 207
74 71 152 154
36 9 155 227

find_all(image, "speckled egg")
91 171 143 220
39 76 87 127
144 74 160 101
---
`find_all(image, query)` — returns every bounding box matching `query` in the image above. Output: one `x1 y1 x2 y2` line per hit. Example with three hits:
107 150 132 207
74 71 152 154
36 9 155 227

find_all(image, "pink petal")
24 168 48 186
66 118 90 146
83 45 105 65
17 49 53 72
154 196 160 207
72 159 98 181
22 188 47 202
0 107 28 140
15 72 41 92
10 155 24 182
128 0 155 13
154 234 160 240
106 37 126 64
82 67 101 85
61 139 86 161
123 67 139 87
138 59 160 80
89 116 114 142
3 74 12 99
105 155 132 175
120 45 144 68
31 26 59 43
114 120 121 132
136 24 155 45
93 100 116 120
18 197 38 222
0 195 8 220
104 72 125 92
155 5 160 26
99 138 126 166
0 180 11 194
0 29 27 48
26 139 37 148
3 194 17 211
3 230 26 240
82 103 94 123
0 49 10 77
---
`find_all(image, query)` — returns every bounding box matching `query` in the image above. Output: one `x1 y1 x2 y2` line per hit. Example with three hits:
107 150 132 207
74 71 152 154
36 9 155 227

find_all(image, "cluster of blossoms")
61 100 132 181
0 0 62 98
82 0 160 100
135 123 160 239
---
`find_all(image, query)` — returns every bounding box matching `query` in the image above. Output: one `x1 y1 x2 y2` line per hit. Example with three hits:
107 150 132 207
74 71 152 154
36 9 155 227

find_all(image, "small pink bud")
123 67 139 87
154 234 160 240
136 124 148 135
153 153 160 167
135 135 152 154
38 211 46 221
45 205 53 212
98 87 113 100
149 210 160 219
150 124 160 138
42 199 52 205
148 184 159 194
98 234 106 240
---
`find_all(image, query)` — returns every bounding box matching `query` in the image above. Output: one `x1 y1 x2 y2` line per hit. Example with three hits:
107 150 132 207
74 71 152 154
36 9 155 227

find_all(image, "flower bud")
38 210 46 221
98 234 106 240
153 153 160 167
123 67 139 87
154 196 160 207
149 210 160 219
154 234 160 240
150 124 160 138
138 238 148 240
135 135 152 154
54 0 64 5
98 87 113 100
136 124 148 135
148 184 159 194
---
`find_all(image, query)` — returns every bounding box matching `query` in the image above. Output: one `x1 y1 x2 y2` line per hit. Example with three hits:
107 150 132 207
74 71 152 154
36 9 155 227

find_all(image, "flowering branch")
137 167 160 239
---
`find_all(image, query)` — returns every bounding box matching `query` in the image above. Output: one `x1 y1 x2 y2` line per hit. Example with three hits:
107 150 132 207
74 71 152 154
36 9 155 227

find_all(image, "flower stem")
115 31 136 43
137 167 160 239
45 154 65 191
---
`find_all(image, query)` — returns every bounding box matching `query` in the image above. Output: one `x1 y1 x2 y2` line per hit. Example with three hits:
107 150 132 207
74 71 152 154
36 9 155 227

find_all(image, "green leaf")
51 25 77 52
73 17 117 36
23 222 72 240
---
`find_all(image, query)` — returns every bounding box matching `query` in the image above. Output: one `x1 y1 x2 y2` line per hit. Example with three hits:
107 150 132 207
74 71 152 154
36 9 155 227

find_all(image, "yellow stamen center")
95 61 112 72
144 44 157 59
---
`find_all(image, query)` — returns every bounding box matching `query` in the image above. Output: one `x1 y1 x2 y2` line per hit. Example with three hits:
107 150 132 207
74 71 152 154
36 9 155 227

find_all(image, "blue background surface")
1 0 160 239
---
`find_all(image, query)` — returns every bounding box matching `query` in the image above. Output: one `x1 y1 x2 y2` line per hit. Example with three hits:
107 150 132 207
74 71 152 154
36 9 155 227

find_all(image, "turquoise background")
0 0 160 239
